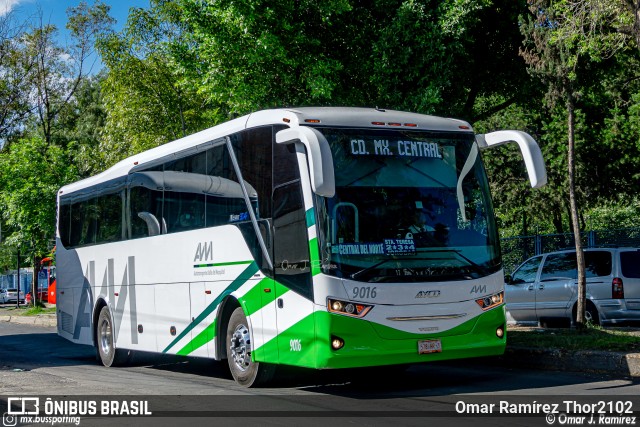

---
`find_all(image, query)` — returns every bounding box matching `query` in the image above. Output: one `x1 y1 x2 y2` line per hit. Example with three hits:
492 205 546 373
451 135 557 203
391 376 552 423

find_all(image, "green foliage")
0 136 79 260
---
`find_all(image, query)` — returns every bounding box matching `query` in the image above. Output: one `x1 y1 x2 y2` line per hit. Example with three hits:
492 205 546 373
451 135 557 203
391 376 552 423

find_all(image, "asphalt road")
1 321 639 427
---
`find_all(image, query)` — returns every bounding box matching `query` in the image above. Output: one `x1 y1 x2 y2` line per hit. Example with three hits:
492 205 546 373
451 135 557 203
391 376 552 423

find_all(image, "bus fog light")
496 327 504 338
331 337 344 350
345 303 355 314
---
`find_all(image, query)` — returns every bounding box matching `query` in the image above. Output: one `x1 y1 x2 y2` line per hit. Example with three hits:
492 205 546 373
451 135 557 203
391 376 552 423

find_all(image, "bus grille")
60 311 74 334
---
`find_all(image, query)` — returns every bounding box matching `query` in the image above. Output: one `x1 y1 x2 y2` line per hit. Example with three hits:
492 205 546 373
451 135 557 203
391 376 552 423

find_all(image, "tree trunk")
567 95 587 329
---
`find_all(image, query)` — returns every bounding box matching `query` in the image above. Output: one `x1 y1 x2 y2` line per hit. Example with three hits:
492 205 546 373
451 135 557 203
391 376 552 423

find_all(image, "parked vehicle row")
505 247 640 326
0 288 25 304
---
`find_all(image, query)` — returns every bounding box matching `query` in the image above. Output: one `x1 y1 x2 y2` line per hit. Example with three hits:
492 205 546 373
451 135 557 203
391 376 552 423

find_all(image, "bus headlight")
327 298 373 318
475 291 504 311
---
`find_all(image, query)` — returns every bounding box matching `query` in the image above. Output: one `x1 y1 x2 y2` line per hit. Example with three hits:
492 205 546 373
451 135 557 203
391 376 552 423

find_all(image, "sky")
0 0 150 71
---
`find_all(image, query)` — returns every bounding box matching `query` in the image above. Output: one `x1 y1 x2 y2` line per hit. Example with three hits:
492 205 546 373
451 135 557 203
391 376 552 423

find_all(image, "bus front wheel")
226 307 274 387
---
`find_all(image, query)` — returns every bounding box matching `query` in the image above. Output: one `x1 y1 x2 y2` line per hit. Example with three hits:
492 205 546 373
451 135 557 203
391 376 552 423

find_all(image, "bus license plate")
418 339 442 354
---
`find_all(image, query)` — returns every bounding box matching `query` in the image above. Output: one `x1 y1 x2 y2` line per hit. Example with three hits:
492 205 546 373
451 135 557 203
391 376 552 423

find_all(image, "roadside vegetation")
1 305 57 316
508 325 640 352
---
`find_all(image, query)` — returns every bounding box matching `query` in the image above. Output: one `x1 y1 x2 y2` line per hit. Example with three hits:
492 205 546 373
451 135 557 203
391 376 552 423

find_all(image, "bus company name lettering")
194 241 214 263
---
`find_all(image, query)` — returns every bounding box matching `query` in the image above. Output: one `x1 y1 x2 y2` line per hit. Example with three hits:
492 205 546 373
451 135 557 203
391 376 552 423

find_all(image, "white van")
505 248 640 326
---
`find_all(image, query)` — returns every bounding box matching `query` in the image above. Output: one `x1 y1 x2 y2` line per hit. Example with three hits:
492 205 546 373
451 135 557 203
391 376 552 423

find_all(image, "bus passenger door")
271 180 316 367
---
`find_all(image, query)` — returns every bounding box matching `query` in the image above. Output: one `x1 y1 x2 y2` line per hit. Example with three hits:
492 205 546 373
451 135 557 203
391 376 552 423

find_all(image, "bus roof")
58 107 472 195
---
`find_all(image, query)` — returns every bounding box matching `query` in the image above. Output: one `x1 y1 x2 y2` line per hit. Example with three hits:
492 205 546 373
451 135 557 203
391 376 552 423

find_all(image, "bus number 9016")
353 287 377 299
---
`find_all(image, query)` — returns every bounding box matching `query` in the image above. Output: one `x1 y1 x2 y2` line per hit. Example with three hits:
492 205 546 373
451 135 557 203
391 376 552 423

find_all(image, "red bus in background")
39 257 56 304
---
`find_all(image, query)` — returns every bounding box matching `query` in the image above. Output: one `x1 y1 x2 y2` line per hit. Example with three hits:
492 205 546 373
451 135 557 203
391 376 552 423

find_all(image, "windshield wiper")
424 249 487 275
350 260 390 281
347 249 489 282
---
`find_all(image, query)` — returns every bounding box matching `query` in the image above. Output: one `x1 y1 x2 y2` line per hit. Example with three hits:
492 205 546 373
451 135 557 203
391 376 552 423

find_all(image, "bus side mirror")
476 130 547 188
504 274 513 285
276 127 335 197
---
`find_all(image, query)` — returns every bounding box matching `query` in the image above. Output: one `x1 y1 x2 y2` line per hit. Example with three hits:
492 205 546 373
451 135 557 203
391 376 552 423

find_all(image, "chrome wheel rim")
99 318 112 357
229 324 251 372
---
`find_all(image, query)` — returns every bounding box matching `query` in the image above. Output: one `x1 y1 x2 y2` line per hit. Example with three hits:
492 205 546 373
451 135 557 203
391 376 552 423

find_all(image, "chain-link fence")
501 227 640 274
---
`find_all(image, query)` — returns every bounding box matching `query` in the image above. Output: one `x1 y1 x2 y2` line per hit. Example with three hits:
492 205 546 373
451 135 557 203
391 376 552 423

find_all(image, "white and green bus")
56 107 546 386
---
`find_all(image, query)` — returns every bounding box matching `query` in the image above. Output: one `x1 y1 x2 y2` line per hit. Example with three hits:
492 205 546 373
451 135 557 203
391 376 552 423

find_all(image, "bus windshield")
315 127 501 283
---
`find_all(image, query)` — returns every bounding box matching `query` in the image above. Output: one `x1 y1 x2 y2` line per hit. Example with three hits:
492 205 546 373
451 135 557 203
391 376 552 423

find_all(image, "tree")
519 0 635 328
96 3 213 168
0 11 36 145
0 136 79 294
24 1 113 145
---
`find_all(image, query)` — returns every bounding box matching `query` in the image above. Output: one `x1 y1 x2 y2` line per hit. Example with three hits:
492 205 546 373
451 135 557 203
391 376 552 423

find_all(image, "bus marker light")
371 121 385 126
405 123 417 127
305 119 321 123
205 290 211 294
264 288 272 293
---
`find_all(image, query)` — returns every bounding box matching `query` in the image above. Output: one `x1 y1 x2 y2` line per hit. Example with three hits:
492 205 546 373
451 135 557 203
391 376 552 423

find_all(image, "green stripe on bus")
162 262 259 353
305 207 315 227
170 279 291 357
176 319 217 356
309 237 321 276
193 260 253 268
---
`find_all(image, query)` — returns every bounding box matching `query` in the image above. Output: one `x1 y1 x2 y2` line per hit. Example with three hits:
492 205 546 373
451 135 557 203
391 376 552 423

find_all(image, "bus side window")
130 185 163 239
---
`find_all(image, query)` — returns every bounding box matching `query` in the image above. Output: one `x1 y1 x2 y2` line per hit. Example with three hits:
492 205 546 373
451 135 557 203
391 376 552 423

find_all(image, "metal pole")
16 249 20 308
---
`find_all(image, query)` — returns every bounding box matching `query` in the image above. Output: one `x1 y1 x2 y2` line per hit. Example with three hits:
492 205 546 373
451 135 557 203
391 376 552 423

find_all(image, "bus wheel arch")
216 296 241 361
92 299 108 351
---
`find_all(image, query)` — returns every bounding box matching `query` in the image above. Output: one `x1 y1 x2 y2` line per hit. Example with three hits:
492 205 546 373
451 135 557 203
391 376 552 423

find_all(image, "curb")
504 347 640 378
0 314 57 327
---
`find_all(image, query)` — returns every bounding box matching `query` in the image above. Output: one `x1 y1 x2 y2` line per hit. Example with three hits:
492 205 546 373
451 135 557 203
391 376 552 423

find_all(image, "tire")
96 306 130 367
226 307 274 387
585 302 600 326
572 301 601 327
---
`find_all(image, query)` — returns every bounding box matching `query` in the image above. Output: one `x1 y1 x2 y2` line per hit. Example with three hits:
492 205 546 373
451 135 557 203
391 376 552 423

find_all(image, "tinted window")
620 251 640 278
584 251 612 278
58 202 71 247
204 144 246 227
96 193 123 243
273 181 312 299
511 256 542 284
164 152 208 233
541 253 577 280
128 171 164 239
230 127 273 220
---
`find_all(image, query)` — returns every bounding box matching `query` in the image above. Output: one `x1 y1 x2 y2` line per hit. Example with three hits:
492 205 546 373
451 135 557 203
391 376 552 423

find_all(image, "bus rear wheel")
226 307 274 387
96 306 130 367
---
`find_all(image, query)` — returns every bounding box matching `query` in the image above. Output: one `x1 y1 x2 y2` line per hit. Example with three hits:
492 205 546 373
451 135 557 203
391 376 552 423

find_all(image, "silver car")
0 288 25 304
505 248 640 326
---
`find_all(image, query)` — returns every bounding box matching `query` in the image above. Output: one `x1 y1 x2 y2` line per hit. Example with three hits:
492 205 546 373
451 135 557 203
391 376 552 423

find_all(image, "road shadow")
1 328 638 398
